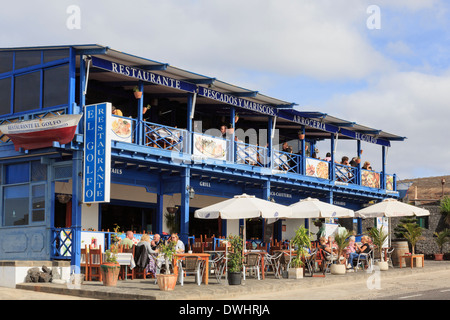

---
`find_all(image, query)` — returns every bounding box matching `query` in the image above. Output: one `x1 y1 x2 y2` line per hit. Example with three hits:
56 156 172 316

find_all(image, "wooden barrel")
392 240 410 267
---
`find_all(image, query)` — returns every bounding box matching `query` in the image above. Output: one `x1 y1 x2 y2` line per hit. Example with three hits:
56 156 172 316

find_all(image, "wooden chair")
88 245 102 281
120 244 135 280
80 245 89 281
192 241 204 253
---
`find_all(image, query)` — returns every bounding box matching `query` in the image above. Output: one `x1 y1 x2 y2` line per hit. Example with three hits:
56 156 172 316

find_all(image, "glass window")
3 185 29 226
43 49 69 63
43 65 69 108
14 71 41 113
31 161 47 181
15 50 41 70
32 184 45 222
0 77 12 115
5 163 30 184
0 52 14 74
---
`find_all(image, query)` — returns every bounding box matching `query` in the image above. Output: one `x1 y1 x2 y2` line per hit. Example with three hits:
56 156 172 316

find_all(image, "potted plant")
100 225 121 286
368 226 389 271
401 222 425 267
234 113 239 123
289 226 311 279
227 235 243 285
156 240 178 291
433 229 450 261
133 86 142 99
331 228 351 275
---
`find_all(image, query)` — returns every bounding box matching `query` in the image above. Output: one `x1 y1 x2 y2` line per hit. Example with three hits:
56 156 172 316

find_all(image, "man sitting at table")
121 231 134 249
151 233 162 251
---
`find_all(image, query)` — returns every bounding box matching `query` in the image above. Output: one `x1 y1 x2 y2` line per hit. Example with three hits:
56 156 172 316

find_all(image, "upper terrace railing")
0 109 396 192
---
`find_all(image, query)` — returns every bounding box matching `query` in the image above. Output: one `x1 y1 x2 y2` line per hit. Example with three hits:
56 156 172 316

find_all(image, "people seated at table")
220 125 227 138
120 231 134 249
319 236 338 261
362 161 372 170
112 106 123 117
151 233 162 251
171 233 185 253
136 234 157 275
345 236 356 267
347 235 371 271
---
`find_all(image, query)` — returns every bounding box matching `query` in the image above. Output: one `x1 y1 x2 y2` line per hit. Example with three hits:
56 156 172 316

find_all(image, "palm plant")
334 228 351 263
290 226 311 268
433 229 450 254
368 226 389 260
401 223 424 254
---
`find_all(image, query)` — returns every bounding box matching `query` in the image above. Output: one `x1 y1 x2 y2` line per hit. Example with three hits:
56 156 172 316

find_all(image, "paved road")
222 270 450 300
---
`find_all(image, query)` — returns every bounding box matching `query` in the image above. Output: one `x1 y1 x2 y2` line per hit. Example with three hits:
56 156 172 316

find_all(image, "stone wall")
358 204 449 259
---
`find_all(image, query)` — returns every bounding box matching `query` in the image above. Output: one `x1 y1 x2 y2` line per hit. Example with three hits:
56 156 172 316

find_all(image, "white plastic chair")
243 253 261 280
178 256 204 286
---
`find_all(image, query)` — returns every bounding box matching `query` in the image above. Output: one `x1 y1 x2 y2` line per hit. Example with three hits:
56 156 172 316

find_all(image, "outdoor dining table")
173 253 210 285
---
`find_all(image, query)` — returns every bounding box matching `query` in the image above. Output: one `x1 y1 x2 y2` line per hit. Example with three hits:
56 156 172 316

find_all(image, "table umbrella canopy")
355 198 430 218
288 197 354 218
194 193 293 220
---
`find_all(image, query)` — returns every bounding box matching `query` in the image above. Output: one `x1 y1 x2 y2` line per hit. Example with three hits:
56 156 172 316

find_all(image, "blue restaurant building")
0 45 404 274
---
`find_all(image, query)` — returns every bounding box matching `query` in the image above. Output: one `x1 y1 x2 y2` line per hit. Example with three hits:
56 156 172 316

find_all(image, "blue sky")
1 0 449 180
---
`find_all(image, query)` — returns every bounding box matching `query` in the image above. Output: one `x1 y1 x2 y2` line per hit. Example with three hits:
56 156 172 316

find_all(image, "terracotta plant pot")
100 262 120 286
134 91 142 99
298 134 305 140
156 274 177 291
434 253 444 261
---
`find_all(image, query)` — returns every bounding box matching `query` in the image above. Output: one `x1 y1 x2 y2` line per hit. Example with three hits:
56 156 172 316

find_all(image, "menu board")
305 158 329 179
193 133 227 160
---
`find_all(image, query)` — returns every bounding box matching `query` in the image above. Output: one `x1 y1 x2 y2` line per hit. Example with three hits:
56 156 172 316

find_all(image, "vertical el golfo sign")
83 103 111 203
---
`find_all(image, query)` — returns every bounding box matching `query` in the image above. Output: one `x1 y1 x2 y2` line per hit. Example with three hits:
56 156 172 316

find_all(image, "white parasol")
355 198 430 218
194 193 293 276
289 197 354 218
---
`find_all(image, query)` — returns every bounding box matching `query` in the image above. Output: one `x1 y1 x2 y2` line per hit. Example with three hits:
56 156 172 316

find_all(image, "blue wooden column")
268 116 273 168
381 146 386 189
71 150 83 274
357 140 362 185
156 176 164 234
330 133 335 182
229 106 236 163
137 81 144 145
301 126 306 174
180 168 191 244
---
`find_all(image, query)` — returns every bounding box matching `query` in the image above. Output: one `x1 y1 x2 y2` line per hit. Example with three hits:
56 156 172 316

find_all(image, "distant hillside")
400 175 450 203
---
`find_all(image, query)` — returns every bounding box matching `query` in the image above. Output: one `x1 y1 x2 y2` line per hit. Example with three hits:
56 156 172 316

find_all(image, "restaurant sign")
83 103 111 203
197 87 276 116
90 56 197 93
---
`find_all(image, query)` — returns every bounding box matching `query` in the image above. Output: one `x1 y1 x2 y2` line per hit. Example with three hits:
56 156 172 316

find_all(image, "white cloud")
323 71 450 179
